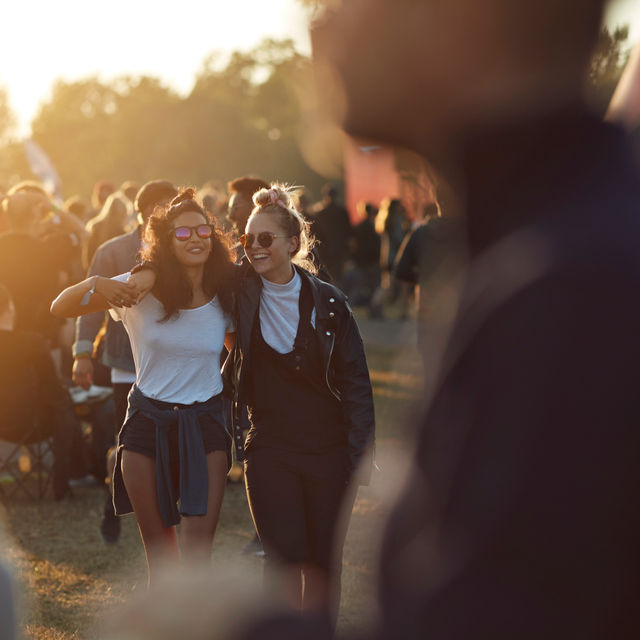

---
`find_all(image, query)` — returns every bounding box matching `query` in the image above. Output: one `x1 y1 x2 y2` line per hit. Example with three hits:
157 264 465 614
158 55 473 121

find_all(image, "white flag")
23 138 63 203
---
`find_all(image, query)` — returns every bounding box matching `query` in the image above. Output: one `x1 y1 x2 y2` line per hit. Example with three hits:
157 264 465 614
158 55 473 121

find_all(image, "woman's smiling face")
244 212 297 284
170 211 212 267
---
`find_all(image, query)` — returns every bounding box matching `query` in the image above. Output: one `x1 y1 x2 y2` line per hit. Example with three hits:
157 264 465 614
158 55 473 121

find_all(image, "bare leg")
179 450 228 563
121 449 178 587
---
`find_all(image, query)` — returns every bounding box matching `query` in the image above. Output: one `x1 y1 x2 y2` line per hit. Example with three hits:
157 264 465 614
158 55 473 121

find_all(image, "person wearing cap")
72 179 178 544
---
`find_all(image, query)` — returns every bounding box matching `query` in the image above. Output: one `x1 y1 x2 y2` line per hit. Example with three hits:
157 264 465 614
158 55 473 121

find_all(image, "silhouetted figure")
88 180 115 219
395 204 463 365
349 202 382 316
311 184 351 286
0 192 74 342
84 192 131 269
227 176 271 240
64 195 89 222
375 198 408 277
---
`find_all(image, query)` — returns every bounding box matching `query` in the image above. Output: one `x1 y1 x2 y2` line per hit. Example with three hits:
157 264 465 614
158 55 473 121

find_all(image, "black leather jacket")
223 262 375 483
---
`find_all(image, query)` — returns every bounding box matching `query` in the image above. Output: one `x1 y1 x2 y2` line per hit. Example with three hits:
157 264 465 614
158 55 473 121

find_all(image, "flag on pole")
23 138 63 204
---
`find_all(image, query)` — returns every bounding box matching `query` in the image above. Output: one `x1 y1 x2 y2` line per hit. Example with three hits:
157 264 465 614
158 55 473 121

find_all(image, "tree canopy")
0 26 632 202
0 39 330 202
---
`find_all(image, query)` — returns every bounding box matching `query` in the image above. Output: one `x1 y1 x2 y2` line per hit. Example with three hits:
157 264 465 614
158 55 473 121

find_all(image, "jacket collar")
239 260 333 322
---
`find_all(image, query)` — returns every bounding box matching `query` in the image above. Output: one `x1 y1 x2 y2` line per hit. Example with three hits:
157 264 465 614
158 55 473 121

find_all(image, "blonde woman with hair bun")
225 183 375 627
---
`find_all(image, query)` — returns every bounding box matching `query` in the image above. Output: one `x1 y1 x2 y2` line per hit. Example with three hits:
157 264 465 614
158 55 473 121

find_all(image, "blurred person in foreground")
72 179 178 544
308 0 640 637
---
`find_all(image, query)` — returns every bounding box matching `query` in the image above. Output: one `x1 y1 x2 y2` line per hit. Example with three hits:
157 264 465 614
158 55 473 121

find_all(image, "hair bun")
253 185 292 209
170 187 196 206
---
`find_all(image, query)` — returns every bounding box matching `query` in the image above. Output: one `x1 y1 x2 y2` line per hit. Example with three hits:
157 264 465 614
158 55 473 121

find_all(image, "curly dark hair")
139 187 235 321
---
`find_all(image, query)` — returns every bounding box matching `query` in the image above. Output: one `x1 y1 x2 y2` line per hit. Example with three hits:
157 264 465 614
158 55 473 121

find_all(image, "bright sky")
1 0 638 136
0 0 312 134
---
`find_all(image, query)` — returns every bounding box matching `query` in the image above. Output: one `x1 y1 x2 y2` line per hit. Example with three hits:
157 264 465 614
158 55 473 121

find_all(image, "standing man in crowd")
72 179 178 544
226 176 270 259
311 183 351 287
0 188 83 343
349 202 382 318
394 202 463 373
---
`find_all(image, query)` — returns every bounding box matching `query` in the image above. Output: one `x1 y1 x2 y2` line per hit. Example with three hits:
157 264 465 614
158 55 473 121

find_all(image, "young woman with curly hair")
51 188 236 586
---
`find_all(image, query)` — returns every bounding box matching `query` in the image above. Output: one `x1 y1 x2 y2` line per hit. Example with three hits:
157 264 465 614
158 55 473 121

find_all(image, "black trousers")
244 446 354 572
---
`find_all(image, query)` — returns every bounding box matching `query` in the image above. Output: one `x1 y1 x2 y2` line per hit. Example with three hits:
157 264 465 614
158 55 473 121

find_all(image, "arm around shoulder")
50 275 139 318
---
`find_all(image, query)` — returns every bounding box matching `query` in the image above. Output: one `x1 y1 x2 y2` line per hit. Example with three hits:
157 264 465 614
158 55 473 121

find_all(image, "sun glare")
0 0 311 135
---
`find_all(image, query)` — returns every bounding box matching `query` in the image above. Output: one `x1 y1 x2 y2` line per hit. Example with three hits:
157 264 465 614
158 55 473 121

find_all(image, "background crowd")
0 172 448 540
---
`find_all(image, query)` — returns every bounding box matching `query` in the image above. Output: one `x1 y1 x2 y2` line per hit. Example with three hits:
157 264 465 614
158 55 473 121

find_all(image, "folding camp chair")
0 424 53 501
0 363 54 501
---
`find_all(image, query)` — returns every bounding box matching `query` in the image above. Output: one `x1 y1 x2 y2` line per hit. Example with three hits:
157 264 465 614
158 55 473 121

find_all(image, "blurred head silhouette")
311 0 606 155
227 176 270 233
134 179 178 223
3 191 49 234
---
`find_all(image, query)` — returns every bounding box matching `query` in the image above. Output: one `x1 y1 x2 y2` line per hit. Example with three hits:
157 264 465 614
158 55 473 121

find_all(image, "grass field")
0 321 423 639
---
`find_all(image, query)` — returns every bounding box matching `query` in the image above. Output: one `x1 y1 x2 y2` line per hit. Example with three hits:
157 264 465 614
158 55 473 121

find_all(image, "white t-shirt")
109 274 234 403
259 270 315 354
110 367 136 385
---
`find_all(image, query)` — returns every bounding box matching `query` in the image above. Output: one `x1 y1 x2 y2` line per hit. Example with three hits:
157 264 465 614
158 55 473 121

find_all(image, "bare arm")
126 268 156 300
50 275 139 318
